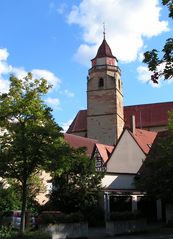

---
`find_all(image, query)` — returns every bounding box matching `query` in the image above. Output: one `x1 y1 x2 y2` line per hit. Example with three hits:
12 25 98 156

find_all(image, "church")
65 35 173 222
67 36 173 145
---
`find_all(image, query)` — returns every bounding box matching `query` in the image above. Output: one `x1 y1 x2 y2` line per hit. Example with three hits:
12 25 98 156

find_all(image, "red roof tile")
67 102 173 134
92 39 116 59
66 110 87 134
130 128 157 154
124 102 173 128
96 143 114 162
64 133 97 156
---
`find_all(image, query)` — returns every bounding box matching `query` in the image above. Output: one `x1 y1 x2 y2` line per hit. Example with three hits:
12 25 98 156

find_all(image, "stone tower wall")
87 65 124 145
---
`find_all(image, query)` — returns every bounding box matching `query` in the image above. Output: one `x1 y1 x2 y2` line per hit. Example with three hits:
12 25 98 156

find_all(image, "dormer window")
99 78 104 87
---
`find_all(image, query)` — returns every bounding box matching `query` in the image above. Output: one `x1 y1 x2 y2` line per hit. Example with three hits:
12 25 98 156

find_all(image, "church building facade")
67 37 173 145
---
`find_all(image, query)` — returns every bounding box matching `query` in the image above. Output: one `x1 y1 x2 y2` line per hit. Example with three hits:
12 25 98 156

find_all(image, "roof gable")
95 143 114 162
106 129 156 174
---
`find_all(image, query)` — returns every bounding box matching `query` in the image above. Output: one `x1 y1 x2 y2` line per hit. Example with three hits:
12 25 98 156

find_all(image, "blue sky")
0 0 172 131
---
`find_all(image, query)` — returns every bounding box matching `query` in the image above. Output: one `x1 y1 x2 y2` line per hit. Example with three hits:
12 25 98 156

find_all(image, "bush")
11 231 51 239
39 212 85 225
0 225 14 239
109 211 143 221
87 207 105 227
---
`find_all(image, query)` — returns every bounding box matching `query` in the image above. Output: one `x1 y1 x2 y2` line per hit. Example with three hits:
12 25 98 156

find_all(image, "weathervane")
103 22 106 39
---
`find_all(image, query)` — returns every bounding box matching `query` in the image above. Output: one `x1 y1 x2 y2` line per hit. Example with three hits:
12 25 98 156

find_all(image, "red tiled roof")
138 130 172 174
124 102 173 128
64 133 97 156
129 129 157 154
96 143 114 162
66 110 87 134
92 39 116 60
67 102 173 134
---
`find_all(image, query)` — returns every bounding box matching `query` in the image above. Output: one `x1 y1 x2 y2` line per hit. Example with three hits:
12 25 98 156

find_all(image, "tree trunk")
20 180 27 233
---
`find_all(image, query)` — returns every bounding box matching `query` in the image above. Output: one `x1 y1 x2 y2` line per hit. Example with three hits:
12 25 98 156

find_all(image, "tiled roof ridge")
64 132 98 143
125 101 173 108
96 142 114 148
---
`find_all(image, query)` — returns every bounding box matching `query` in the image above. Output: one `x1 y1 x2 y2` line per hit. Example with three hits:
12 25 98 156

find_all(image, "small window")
118 79 121 89
98 78 104 87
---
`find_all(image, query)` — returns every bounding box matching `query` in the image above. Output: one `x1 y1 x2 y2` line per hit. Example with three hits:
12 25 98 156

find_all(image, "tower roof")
94 39 116 59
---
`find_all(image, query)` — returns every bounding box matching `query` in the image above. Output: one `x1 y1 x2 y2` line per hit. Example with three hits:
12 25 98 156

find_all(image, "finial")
103 22 106 39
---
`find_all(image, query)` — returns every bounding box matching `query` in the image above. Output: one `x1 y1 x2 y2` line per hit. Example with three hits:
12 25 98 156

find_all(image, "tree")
135 128 173 202
49 144 104 215
0 73 62 232
0 181 21 212
143 0 173 83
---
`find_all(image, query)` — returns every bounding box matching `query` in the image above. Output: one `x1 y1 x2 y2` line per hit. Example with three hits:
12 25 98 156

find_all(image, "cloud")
57 3 67 15
60 89 75 98
67 0 169 64
0 79 10 93
0 48 11 93
0 48 61 93
74 44 97 67
45 97 61 110
60 119 73 132
137 65 160 88
32 69 61 89
0 48 9 61
11 67 28 79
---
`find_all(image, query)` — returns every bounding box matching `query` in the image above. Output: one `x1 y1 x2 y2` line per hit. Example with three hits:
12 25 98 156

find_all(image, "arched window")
98 78 104 87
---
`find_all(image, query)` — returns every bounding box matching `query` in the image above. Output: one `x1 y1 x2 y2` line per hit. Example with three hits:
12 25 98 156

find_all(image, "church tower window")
99 78 104 87
118 79 121 90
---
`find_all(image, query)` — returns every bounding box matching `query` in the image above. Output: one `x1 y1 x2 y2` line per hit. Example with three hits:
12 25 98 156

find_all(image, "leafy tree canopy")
48 145 104 215
0 181 21 212
0 73 62 231
135 125 173 202
143 0 173 83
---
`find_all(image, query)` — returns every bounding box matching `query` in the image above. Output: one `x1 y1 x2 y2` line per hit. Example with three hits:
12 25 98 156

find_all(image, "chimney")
131 115 136 134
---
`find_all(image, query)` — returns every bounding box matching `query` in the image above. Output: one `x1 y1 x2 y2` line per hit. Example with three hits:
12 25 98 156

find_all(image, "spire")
92 25 116 60
94 38 115 59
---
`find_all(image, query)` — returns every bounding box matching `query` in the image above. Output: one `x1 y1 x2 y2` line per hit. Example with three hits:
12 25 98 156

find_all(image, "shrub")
11 231 51 239
39 211 85 225
0 225 14 239
87 207 105 227
109 211 143 221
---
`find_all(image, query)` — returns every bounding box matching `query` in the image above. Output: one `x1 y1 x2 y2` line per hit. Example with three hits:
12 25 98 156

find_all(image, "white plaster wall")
107 130 145 174
102 174 135 190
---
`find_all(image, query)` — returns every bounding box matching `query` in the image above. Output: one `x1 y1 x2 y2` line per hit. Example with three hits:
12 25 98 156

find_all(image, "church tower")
87 35 124 145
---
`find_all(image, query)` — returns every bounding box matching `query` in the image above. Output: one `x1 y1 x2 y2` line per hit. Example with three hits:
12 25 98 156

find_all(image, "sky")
0 0 172 131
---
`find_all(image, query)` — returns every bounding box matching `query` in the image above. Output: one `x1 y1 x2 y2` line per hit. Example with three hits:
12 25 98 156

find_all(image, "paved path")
88 226 173 239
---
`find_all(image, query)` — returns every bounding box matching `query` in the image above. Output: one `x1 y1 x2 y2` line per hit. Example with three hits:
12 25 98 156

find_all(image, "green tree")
1 174 47 214
0 73 62 232
49 144 104 215
0 181 21 211
135 124 173 201
143 0 173 83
